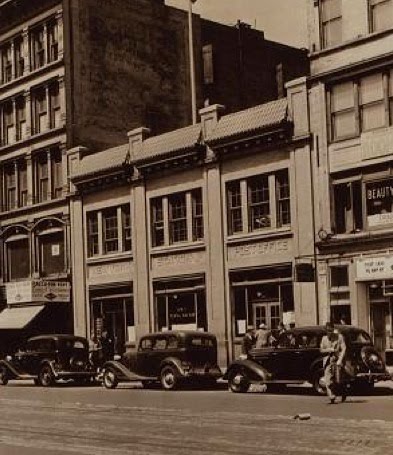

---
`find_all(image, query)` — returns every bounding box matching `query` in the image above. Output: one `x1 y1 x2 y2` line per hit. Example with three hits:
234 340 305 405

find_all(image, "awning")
0 305 45 329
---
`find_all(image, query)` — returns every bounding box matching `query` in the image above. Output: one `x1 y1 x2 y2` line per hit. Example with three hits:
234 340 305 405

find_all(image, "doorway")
253 302 280 330
370 302 389 353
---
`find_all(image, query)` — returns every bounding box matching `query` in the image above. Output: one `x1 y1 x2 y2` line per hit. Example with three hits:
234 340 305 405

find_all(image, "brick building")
308 0 393 360
0 0 308 347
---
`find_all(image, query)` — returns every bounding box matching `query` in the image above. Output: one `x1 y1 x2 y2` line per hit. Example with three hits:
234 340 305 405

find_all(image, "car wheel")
0 366 8 386
160 365 180 391
39 365 55 387
228 369 250 393
312 368 326 395
102 368 118 389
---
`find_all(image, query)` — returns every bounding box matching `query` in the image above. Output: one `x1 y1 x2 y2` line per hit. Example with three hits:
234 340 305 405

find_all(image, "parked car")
224 325 391 394
0 334 96 387
102 331 222 390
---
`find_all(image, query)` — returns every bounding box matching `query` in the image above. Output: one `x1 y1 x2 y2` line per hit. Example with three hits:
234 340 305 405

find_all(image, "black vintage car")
102 331 222 390
225 325 391 394
0 334 96 387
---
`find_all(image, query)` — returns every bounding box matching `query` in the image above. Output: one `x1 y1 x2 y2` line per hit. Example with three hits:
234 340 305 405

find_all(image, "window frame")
369 0 393 33
320 0 343 49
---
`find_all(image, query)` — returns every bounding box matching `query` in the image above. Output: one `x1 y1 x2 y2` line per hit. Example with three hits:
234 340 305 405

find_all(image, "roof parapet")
199 104 225 140
127 127 151 161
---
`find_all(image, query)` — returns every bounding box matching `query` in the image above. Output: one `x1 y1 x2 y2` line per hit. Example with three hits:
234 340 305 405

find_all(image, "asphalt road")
0 381 393 454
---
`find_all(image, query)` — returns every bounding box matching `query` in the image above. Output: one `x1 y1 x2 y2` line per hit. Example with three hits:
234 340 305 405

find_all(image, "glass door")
253 302 281 329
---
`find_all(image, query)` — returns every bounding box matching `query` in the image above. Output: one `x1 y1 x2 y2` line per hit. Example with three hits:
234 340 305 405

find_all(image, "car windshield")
345 330 372 345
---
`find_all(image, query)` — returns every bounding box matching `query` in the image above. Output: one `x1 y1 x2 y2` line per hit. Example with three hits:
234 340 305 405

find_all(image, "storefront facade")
69 78 316 365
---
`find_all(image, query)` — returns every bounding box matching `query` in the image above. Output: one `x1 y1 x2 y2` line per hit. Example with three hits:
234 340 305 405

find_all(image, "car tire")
102 368 118 389
0 366 9 386
228 369 250 393
312 368 326 395
160 365 180 391
39 365 55 387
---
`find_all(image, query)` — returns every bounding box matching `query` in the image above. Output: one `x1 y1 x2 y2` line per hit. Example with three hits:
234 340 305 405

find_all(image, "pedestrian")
255 323 274 348
88 334 100 369
241 327 255 358
320 322 348 404
278 322 287 335
99 330 115 363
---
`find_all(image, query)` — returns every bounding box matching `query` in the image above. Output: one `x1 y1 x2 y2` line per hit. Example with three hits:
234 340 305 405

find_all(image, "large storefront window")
231 267 294 337
90 287 134 355
154 278 206 331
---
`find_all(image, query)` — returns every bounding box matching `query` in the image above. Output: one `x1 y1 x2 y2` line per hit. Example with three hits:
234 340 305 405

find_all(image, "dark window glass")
40 231 65 276
169 193 187 244
334 181 363 233
87 212 99 257
103 208 118 253
122 205 132 251
227 181 243 235
151 198 164 247
8 238 29 280
248 175 270 230
276 170 291 226
192 189 204 241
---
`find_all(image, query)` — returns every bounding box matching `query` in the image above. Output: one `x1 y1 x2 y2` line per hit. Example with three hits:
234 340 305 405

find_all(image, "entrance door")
253 302 280 329
370 303 388 353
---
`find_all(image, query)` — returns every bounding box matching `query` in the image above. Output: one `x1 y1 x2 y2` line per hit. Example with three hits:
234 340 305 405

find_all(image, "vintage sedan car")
102 331 222 390
225 325 391 394
0 334 96 387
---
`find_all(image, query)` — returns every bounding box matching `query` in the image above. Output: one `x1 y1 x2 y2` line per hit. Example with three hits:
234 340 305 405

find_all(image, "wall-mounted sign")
366 179 393 227
6 280 71 304
356 256 393 281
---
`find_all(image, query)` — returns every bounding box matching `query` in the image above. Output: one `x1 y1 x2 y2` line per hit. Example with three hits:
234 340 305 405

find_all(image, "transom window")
151 189 204 247
87 205 132 257
226 170 291 236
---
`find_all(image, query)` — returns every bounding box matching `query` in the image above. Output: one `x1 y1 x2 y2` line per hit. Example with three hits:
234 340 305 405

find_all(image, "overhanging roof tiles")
208 98 289 144
74 144 129 179
135 123 202 163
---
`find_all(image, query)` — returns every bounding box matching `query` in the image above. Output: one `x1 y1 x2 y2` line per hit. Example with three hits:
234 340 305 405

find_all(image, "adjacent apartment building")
68 78 315 365
308 0 393 358
0 0 308 349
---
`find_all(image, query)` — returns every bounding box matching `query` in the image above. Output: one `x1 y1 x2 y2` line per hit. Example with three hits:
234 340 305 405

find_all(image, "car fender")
0 359 20 379
103 360 154 381
309 357 324 379
223 359 270 382
159 357 186 376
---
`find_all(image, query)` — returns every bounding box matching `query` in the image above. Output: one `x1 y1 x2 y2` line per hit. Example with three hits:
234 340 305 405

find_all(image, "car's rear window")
61 339 86 350
346 330 372 345
188 337 215 348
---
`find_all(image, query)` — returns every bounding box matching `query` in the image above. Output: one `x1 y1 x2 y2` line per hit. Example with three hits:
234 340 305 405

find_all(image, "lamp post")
188 0 197 124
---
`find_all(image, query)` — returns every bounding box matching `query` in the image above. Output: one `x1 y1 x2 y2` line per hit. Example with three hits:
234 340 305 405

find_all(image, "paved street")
0 382 393 454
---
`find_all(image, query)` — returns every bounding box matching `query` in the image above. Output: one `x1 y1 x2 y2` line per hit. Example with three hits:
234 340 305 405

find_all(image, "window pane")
321 0 342 20
362 103 385 131
40 232 65 275
227 181 243 234
360 74 385 131
360 74 383 104
322 17 342 47
8 239 29 280
122 205 132 251
276 170 291 227
331 82 354 111
192 190 204 241
248 176 270 230
330 265 349 287
151 198 164 247
169 193 187 243
103 208 118 253
332 111 357 139
371 0 393 32
87 212 99 257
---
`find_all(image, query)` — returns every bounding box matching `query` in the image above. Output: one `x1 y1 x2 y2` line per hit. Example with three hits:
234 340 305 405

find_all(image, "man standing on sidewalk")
320 322 347 404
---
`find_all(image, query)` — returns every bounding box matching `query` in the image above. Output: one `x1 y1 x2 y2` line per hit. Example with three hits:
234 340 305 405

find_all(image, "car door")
290 332 322 380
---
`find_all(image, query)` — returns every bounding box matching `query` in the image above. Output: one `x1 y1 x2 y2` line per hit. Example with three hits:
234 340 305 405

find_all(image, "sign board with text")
6 280 71 304
356 256 393 281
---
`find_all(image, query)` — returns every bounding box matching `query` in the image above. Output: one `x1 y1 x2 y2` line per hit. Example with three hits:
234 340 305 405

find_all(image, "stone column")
22 28 30 74
58 76 66 127
42 23 48 66
26 151 33 206
10 41 15 80
24 90 32 137
47 149 52 200
56 10 64 60
60 142 68 196
45 85 51 130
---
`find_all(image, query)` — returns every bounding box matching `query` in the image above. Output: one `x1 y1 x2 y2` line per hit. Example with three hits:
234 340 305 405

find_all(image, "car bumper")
355 372 392 382
185 367 222 379
55 371 96 379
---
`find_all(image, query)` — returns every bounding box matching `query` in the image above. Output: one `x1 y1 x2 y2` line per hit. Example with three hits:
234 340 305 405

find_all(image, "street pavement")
0 381 393 454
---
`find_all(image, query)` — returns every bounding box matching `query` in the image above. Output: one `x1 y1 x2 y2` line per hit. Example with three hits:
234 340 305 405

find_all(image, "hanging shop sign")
366 179 393 227
356 256 393 281
6 280 71 304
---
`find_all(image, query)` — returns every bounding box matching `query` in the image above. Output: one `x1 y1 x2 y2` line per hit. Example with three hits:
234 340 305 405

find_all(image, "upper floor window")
226 170 291 236
1 43 12 84
51 149 63 199
31 26 45 69
36 153 49 202
3 102 13 145
7 236 29 281
34 148 63 203
151 189 204 247
4 163 16 211
18 159 28 207
87 205 132 257
330 70 393 140
14 38 24 78
333 180 363 234
47 21 59 63
15 96 26 142
49 82 61 128
320 0 342 49
369 0 393 32
39 228 65 277
33 87 47 134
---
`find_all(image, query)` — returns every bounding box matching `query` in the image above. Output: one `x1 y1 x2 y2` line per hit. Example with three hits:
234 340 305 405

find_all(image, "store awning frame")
0 305 45 330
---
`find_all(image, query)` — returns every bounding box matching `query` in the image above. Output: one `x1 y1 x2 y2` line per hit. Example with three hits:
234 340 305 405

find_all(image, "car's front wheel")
312 368 326 395
102 368 118 389
0 366 9 385
39 365 55 387
160 365 180 391
228 369 250 393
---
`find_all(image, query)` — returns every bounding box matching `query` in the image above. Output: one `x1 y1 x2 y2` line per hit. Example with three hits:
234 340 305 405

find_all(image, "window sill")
150 241 205 256
226 227 292 245
87 251 133 264
310 28 393 59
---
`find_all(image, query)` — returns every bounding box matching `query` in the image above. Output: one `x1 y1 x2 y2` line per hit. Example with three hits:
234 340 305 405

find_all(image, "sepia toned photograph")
0 0 392 453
